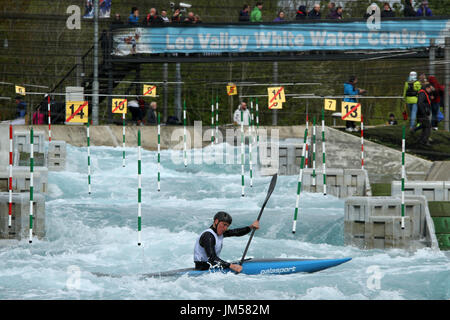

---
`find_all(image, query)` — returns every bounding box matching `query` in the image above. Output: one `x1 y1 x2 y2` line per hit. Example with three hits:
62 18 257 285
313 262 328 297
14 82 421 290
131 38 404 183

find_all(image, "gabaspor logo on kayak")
260 266 296 275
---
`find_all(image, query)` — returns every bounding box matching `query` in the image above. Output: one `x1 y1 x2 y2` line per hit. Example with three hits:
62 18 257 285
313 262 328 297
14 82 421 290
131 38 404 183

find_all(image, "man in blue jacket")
344 76 366 132
416 1 432 16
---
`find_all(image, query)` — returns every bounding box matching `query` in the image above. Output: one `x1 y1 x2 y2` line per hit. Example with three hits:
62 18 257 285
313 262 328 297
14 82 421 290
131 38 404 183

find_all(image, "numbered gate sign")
341 102 361 122
15 85 26 95
66 101 89 123
112 98 127 114
268 87 286 103
143 84 156 97
324 99 336 111
227 84 237 96
268 100 282 110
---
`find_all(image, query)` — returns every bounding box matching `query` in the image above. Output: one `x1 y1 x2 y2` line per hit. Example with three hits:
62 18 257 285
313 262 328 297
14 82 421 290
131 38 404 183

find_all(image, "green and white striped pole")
249 113 253 188
157 112 161 192
138 129 142 246
211 98 215 143
215 95 219 144
240 109 245 197
312 116 317 186
250 98 255 144
292 128 308 234
183 100 187 167
401 125 405 230
255 98 260 164
29 127 34 243
87 121 91 194
122 113 126 167
321 108 327 196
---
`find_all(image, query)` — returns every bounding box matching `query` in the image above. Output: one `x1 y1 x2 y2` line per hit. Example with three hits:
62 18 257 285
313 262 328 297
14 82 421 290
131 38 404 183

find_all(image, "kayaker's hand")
250 220 260 230
229 264 242 273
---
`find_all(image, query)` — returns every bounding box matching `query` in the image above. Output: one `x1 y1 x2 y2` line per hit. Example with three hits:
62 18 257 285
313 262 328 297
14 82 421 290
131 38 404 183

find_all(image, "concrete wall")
391 181 450 201
345 195 439 250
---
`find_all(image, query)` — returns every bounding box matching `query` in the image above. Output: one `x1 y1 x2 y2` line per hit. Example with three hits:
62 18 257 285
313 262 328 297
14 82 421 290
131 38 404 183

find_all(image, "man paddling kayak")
194 212 259 273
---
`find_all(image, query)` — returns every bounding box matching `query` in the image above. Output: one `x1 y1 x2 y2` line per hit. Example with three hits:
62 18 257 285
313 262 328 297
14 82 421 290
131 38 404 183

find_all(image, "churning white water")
0 141 448 300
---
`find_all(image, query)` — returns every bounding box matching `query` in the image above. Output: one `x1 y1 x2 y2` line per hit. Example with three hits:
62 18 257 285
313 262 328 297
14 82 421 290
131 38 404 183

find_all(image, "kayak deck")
141 257 352 278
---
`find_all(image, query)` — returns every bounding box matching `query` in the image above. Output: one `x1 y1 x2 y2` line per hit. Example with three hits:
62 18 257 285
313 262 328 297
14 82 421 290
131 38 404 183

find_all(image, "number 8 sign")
112 99 127 114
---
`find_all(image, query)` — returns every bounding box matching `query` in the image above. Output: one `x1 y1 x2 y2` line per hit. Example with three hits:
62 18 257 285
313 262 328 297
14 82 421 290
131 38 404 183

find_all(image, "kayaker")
194 211 259 273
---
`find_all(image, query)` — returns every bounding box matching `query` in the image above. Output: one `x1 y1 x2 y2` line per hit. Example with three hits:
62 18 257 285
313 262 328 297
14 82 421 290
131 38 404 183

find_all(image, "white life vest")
194 228 224 262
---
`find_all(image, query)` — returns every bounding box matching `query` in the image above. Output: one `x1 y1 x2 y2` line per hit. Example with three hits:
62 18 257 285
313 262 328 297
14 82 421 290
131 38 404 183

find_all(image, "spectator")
308 4 321 19
172 7 183 23
239 4 251 22
250 2 263 22
344 76 366 132
233 102 251 125
160 9 170 23
15 96 27 119
128 99 143 125
83 0 94 18
184 11 195 24
273 11 285 22
147 101 158 125
387 113 398 125
415 83 433 146
403 71 422 132
416 1 432 16
32 106 45 125
295 5 307 20
138 96 148 124
403 0 416 17
326 2 336 19
419 72 428 86
111 13 124 25
381 2 395 18
428 76 445 130
128 7 139 26
194 15 202 24
329 6 343 19
143 8 163 26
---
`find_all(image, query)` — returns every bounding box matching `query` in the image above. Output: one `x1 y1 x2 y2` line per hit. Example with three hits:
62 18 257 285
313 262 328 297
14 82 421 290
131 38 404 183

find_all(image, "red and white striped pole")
361 114 364 170
8 124 13 228
47 95 51 142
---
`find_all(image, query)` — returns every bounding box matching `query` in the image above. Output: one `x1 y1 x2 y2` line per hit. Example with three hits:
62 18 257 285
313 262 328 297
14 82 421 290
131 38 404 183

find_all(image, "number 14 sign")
66 101 89 123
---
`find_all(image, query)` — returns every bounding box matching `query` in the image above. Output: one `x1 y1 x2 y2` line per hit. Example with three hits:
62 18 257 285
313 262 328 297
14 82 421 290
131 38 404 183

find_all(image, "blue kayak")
141 257 352 278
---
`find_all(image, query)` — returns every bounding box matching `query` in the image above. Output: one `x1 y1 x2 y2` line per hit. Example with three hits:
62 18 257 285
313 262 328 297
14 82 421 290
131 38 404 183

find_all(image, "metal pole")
272 61 278 126
92 0 99 125
429 39 435 77
445 38 450 132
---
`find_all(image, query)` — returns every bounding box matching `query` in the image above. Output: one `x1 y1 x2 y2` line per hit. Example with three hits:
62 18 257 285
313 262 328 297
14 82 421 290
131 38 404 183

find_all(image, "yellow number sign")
268 87 286 103
268 100 283 110
15 85 26 95
341 102 361 122
112 98 127 114
143 84 156 97
324 99 336 111
226 85 237 96
66 101 89 123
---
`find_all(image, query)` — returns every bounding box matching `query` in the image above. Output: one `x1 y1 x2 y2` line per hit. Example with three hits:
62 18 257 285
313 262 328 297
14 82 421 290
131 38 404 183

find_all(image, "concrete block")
0 167 48 193
48 140 67 154
0 192 45 241
391 181 446 201
13 131 45 154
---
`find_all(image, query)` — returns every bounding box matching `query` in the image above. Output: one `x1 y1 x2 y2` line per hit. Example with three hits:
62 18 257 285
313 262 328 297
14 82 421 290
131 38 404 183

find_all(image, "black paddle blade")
240 174 278 265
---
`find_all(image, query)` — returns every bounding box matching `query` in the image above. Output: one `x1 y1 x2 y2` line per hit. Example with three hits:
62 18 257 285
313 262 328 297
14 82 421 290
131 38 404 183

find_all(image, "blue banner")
112 19 450 56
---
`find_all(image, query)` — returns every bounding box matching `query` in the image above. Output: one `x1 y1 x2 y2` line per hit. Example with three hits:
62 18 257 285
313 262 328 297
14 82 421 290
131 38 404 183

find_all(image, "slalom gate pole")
29 127 34 243
183 100 187 167
322 108 327 196
292 128 308 234
361 114 364 170
47 95 51 142
8 125 13 228
249 113 253 188
122 113 126 167
305 113 309 168
312 116 317 186
255 98 259 148
401 125 405 229
157 112 161 192
211 98 215 143
138 129 142 245
87 121 91 194
215 95 219 144
241 109 245 197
